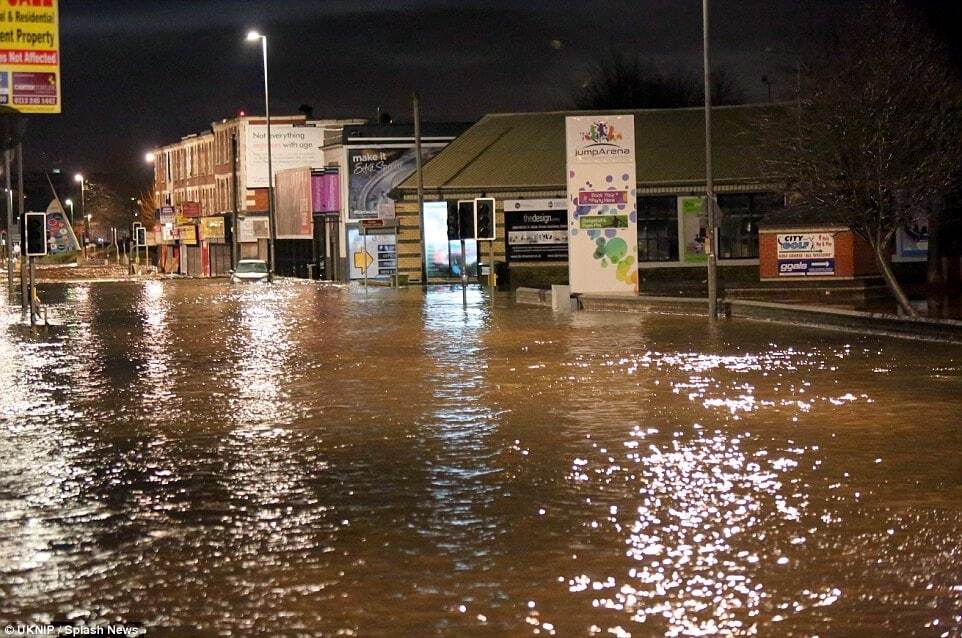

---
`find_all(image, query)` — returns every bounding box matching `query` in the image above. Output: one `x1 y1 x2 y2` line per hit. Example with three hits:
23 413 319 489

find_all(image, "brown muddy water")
1 280 961 637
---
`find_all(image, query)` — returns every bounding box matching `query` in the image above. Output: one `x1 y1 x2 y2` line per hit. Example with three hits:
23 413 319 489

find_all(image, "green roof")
397 104 784 194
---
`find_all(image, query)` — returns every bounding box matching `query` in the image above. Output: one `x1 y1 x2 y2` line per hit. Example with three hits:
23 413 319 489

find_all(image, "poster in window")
679 196 708 262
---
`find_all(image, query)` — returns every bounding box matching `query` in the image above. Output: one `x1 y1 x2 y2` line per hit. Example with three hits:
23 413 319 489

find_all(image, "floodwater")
1 280 961 637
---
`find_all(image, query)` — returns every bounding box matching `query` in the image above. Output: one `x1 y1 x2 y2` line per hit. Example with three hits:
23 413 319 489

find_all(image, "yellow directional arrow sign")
353 250 374 270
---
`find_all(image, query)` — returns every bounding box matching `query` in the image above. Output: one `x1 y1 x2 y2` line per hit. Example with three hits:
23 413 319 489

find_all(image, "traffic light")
457 200 475 240
25 212 47 257
446 201 460 241
474 197 495 240
136 227 147 247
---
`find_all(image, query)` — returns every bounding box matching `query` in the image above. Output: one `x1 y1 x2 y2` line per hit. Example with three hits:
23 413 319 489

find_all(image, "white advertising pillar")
565 115 638 295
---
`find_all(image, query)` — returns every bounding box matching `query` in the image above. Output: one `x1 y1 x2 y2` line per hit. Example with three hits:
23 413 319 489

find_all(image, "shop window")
637 196 679 262
718 193 782 260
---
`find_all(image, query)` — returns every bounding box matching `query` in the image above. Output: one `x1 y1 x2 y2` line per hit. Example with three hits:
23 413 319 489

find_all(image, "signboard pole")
362 225 368 288
488 240 495 289
28 256 35 327
18 145 27 311
703 0 719 321
460 238 467 307
4 149 12 302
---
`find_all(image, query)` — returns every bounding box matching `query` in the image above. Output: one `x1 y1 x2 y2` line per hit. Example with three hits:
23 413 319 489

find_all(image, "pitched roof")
396 104 785 194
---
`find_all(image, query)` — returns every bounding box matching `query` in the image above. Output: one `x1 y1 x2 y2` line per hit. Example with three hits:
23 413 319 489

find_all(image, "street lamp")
246 29 276 280
144 152 155 163
65 198 74 223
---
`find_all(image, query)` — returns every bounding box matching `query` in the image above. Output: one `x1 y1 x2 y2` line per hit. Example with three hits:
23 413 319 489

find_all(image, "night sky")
25 0 962 196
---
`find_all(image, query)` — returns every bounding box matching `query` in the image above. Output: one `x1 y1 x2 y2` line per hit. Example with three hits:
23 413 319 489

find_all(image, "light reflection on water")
1 280 961 636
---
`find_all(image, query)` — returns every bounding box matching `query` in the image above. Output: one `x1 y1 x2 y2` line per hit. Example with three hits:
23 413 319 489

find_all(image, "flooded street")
1 279 961 637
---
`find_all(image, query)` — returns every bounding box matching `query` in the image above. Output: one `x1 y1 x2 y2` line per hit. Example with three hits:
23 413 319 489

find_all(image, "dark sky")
26 0 962 196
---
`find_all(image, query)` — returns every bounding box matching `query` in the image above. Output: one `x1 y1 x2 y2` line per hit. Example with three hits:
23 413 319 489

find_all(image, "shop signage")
347 146 441 220
199 216 225 243
504 200 568 262
177 224 198 246
181 201 202 218
777 232 835 276
159 206 175 225
44 209 78 254
0 0 61 114
565 115 638 293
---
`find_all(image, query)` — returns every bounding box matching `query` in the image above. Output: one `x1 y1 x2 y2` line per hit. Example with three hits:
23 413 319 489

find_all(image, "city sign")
0 0 61 114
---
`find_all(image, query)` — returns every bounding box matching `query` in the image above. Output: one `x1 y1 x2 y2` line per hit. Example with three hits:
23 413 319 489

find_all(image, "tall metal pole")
4 149 12 302
460 238 467 308
230 131 240 268
18 145 27 310
79 178 87 260
703 0 718 321
413 92 428 285
260 35 277 281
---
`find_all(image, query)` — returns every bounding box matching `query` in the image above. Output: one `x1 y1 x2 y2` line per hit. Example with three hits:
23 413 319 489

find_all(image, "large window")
717 193 782 260
637 196 678 262
422 202 478 278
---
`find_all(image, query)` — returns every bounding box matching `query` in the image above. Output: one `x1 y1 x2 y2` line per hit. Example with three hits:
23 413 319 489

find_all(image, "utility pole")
413 92 427 285
703 0 718 321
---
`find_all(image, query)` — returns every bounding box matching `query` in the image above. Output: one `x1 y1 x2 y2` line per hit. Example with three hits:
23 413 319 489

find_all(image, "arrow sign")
353 250 374 270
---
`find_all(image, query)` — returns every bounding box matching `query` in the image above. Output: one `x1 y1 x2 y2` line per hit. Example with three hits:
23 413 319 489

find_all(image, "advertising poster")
245 124 326 188
777 233 835 276
0 1 61 114
348 147 440 220
679 196 708 262
565 115 638 294
239 217 270 243
311 171 339 213
45 210 78 254
275 167 313 239
504 199 569 262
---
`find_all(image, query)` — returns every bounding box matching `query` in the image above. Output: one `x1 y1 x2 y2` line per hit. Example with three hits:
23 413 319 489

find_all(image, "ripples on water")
1 280 961 637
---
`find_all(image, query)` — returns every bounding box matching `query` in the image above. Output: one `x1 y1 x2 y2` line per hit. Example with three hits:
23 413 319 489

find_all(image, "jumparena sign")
0 0 61 115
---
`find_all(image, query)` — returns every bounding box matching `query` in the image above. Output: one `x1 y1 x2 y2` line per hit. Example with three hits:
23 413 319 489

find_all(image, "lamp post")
702 0 718 322
65 198 74 223
246 30 276 280
75 173 87 259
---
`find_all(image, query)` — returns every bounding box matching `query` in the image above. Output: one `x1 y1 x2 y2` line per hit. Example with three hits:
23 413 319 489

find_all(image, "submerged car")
230 259 269 283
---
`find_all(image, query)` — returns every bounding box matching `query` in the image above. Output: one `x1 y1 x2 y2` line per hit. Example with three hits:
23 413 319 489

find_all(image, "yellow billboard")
0 1 61 114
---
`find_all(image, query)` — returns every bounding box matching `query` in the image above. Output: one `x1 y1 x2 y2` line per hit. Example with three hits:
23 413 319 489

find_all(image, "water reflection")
0 281 960 635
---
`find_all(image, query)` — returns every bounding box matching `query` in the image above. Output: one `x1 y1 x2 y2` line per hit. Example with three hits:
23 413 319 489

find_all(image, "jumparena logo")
576 120 630 159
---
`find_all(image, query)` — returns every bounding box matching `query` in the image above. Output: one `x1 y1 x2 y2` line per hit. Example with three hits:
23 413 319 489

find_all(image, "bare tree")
574 51 744 110
758 1 962 317
84 181 135 242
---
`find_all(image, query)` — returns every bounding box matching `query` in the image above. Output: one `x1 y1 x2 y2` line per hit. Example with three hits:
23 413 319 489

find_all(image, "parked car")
230 259 269 283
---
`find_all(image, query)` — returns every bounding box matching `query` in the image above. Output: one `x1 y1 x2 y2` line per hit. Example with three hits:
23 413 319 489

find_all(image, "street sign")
25 212 47 256
0 1 61 114
136 227 147 248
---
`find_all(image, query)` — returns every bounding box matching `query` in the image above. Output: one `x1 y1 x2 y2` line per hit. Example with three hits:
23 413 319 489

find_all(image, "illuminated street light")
145 152 155 163
245 29 276 280
65 198 74 223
